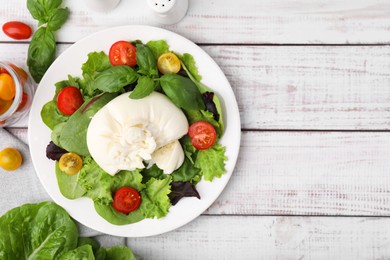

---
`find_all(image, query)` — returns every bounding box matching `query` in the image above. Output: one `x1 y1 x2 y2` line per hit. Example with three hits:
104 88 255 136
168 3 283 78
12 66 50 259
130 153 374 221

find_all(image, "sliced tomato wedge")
113 187 141 214
109 41 137 67
188 121 217 150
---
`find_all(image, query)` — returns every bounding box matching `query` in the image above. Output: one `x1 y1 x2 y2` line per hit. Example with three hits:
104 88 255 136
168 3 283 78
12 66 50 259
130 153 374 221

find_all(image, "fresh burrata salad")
41 39 226 225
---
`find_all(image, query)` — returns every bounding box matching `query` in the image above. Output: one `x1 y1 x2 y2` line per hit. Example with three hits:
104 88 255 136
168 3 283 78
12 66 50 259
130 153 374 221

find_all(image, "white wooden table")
2 0 390 259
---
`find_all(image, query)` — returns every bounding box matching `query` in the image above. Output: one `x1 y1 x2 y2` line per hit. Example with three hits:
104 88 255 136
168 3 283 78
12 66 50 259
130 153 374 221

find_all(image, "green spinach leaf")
160 74 205 110
56 162 86 199
59 93 117 156
41 100 68 130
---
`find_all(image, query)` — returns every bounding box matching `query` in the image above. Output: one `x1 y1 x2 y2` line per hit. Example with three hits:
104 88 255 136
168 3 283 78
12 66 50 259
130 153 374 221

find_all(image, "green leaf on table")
46 7 69 31
0 202 78 259
27 27 56 83
58 244 95 260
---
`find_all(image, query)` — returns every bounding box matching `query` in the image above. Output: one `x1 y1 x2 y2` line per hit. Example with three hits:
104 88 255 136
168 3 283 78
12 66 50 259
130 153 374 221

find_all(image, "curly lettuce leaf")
146 40 170 60
194 144 227 181
139 177 172 219
78 156 144 205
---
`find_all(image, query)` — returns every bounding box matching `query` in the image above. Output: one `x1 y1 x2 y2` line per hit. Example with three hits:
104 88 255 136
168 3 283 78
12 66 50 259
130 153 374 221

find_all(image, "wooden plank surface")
124 215 390 260
10 128 390 216
1 0 390 44
3 44 390 130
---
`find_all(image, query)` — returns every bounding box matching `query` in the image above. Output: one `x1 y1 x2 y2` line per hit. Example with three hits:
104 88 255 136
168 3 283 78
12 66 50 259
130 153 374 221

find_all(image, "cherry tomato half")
188 121 217 150
109 41 137 67
59 152 83 175
2 21 32 40
0 73 16 101
113 187 142 214
57 86 84 115
0 147 23 171
157 52 181 74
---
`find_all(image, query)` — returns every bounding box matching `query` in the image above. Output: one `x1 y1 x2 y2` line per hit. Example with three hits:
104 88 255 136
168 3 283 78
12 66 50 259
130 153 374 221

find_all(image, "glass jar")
0 62 35 127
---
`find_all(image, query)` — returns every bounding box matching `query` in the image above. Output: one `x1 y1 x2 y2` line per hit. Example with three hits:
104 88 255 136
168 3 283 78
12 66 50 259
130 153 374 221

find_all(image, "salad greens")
42 39 227 225
0 202 136 259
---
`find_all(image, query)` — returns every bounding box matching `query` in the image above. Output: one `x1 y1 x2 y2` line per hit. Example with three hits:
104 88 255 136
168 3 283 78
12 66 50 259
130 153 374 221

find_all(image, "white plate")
29 25 241 237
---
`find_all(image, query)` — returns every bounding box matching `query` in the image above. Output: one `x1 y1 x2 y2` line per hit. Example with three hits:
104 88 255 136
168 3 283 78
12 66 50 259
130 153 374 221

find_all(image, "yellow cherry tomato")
0 99 12 115
0 73 16 101
157 52 181 74
0 148 23 171
59 152 83 175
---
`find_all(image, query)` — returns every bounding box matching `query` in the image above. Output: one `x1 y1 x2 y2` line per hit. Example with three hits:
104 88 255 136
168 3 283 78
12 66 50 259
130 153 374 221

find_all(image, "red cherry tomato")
113 187 142 214
56 86 84 115
2 21 32 40
109 41 137 67
188 121 217 150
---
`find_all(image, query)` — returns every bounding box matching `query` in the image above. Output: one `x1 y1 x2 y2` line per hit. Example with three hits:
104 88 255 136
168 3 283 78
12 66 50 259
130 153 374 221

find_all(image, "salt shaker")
85 0 121 12
147 0 189 25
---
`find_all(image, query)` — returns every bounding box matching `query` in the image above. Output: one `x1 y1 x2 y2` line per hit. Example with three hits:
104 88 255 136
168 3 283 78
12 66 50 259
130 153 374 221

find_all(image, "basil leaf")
27 0 63 24
27 27 56 82
130 76 155 99
46 7 69 31
160 74 205 110
93 66 138 93
136 43 159 77
27 0 46 22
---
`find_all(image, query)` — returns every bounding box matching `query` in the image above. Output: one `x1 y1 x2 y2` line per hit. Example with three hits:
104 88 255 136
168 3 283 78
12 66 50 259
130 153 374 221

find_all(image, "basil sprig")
27 0 69 83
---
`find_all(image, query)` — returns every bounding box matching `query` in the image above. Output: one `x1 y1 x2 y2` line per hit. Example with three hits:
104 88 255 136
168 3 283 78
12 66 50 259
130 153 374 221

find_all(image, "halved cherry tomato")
0 73 16 101
188 121 217 150
113 187 142 214
0 147 23 171
157 52 181 74
59 152 83 175
57 86 84 115
2 21 32 40
109 41 137 67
